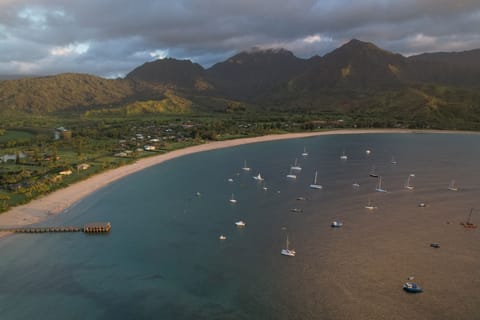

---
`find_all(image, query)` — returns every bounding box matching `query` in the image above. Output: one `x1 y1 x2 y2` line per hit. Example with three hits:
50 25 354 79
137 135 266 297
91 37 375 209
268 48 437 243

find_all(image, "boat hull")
281 249 296 257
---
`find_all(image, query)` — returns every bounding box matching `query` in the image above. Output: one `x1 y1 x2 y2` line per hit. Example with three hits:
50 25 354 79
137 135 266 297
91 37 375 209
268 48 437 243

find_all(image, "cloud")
0 0 480 76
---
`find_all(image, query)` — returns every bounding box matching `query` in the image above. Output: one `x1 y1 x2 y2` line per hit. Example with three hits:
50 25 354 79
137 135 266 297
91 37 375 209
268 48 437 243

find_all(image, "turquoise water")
1 133 479 319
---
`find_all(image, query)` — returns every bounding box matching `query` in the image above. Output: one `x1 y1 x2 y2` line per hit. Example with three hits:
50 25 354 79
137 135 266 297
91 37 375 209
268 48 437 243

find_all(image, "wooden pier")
0 222 111 234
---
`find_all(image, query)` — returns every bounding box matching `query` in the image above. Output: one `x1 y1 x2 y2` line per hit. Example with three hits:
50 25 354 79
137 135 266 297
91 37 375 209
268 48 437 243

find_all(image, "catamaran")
229 193 237 203
291 158 302 171
253 173 264 181
404 174 415 190
448 180 458 191
375 176 387 192
301 147 308 157
309 170 322 189
242 160 251 172
281 234 296 257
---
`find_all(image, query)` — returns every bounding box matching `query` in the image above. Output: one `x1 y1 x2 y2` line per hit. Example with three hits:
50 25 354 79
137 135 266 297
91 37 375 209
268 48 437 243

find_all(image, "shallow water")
0 133 479 319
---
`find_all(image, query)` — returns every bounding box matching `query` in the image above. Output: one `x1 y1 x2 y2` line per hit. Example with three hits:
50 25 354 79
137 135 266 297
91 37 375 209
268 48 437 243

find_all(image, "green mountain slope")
1 39 480 129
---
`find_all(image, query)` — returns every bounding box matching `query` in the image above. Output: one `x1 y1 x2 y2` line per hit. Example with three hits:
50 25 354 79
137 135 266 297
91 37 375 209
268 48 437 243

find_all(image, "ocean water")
0 133 479 320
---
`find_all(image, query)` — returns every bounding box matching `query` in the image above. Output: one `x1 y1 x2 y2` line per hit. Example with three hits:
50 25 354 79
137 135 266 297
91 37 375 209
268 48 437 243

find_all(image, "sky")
1 0 480 78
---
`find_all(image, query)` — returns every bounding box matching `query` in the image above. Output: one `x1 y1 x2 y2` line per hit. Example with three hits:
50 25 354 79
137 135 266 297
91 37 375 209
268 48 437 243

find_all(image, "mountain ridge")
1 39 480 129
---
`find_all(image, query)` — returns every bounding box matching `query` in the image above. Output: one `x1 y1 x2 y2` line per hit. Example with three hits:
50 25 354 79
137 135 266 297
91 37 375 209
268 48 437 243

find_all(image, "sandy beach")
0 128 467 230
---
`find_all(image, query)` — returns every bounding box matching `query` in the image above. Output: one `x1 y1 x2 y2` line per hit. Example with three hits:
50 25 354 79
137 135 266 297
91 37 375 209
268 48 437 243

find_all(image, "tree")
0 193 10 211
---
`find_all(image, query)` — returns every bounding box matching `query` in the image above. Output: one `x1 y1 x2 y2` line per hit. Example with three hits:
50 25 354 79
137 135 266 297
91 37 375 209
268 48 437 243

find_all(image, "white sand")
0 128 465 230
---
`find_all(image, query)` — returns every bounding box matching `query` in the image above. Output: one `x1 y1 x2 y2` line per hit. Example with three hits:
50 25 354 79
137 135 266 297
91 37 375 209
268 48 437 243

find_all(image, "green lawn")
0 130 34 143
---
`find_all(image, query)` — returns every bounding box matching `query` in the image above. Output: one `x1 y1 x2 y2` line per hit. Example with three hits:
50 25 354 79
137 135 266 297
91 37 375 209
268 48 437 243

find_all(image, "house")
0 152 26 163
114 152 128 157
54 127 72 140
76 163 90 171
59 170 72 176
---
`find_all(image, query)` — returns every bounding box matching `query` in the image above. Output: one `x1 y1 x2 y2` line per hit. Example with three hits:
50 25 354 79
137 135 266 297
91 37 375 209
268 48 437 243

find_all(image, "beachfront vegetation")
0 112 348 212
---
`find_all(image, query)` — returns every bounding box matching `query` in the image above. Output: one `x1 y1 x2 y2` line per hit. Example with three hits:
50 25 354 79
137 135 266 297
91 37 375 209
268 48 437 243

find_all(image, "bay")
0 133 479 319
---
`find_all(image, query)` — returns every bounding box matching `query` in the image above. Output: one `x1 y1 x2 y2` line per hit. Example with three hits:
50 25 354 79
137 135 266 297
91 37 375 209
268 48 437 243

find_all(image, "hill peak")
126 58 206 88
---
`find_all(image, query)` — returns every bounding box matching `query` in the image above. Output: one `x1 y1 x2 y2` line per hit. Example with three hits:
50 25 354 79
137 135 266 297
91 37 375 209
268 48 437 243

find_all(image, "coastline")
0 128 472 232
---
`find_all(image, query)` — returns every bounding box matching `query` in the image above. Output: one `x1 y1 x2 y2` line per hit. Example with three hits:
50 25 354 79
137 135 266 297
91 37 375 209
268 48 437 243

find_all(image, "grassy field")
0 130 34 143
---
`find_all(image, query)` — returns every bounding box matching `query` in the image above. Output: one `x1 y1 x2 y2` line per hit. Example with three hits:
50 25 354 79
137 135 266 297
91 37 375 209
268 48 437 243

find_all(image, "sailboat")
309 170 322 189
262 182 268 191
281 234 296 257
369 165 378 178
253 173 264 181
301 147 308 157
229 193 237 203
391 156 397 165
241 160 251 172
461 208 477 229
235 220 246 227
291 158 302 171
286 168 297 179
448 180 458 191
375 176 387 192
340 150 348 160
404 174 414 190
365 198 377 210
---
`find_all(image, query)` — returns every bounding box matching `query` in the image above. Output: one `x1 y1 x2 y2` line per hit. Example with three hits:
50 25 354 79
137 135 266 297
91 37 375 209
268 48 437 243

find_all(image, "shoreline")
0 128 474 232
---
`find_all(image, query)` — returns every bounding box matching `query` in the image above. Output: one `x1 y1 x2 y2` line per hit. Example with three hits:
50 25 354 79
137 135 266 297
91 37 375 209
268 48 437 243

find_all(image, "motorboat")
331 221 343 228
403 282 423 293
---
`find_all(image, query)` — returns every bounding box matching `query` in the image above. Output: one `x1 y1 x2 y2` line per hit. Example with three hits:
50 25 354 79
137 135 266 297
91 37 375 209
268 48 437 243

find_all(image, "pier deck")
0 222 111 234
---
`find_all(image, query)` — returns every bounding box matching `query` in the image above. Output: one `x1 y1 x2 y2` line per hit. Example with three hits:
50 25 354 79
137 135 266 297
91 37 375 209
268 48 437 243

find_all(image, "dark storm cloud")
1 0 480 77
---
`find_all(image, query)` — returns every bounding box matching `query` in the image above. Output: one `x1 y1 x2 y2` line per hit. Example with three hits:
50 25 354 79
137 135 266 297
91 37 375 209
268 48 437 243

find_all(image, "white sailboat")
375 176 387 192
291 158 302 171
281 234 296 257
286 168 297 179
448 180 458 191
369 165 378 178
309 170 322 189
391 156 397 165
242 160 251 172
262 182 268 191
301 147 308 157
229 193 237 203
235 220 246 227
365 198 377 210
340 150 348 160
253 173 264 181
404 174 415 190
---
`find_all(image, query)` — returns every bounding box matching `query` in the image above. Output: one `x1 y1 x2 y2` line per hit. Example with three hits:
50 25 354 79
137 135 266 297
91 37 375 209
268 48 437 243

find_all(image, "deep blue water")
0 133 479 320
